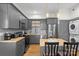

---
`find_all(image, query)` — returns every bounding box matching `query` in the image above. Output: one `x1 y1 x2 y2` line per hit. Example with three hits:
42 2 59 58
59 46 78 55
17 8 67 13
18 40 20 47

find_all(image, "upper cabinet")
40 19 47 30
0 4 8 28
8 4 20 28
25 18 28 30
27 20 32 30
47 18 58 24
19 14 26 29
0 3 28 29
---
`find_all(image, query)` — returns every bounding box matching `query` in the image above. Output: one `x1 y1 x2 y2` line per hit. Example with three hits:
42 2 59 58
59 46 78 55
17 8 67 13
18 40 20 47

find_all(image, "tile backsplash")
0 29 24 33
0 28 28 40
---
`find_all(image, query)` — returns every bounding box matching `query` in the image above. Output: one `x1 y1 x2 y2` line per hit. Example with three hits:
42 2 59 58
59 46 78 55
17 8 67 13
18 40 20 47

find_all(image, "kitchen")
0 3 79 56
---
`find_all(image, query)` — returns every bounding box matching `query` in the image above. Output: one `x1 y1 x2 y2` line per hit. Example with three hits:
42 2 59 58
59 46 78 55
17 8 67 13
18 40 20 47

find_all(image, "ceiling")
14 3 78 19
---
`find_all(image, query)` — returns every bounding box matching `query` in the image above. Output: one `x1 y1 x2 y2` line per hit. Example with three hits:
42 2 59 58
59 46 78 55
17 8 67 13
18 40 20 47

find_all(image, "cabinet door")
28 20 32 30
47 18 57 24
40 19 47 30
20 14 26 23
20 19 26 29
16 39 25 56
19 14 26 29
8 4 19 28
25 19 28 30
0 4 8 28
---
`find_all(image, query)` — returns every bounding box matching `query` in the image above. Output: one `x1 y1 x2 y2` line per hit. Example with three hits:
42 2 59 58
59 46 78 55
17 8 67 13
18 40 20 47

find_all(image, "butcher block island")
0 37 25 56
40 38 67 46
40 38 67 56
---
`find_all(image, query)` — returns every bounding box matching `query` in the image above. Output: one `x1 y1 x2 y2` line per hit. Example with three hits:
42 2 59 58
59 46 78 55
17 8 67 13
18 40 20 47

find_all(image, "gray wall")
0 29 24 33
58 20 70 41
40 19 47 30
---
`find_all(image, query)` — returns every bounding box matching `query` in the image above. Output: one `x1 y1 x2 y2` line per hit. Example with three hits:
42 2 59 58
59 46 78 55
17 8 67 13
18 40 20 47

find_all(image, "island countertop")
0 37 25 43
40 38 67 46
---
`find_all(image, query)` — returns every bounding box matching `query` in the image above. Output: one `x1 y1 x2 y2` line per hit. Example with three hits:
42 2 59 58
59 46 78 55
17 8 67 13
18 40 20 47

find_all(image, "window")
31 21 41 35
32 21 40 27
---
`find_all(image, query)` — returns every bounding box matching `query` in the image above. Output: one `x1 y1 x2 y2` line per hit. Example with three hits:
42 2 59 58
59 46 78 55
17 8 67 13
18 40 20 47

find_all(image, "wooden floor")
23 44 79 56
23 44 40 56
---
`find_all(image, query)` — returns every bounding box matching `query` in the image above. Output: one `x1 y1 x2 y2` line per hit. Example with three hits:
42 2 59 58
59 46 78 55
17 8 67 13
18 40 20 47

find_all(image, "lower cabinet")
16 39 25 56
30 35 40 44
25 35 30 49
0 38 25 56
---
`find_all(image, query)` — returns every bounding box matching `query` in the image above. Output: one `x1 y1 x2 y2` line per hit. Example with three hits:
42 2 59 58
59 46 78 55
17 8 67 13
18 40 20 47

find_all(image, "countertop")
0 37 25 43
40 38 67 46
26 34 47 36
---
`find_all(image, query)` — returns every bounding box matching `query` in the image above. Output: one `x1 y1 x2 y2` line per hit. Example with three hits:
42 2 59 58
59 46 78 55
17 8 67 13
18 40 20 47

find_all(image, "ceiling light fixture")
46 13 49 17
33 11 38 14
31 15 41 19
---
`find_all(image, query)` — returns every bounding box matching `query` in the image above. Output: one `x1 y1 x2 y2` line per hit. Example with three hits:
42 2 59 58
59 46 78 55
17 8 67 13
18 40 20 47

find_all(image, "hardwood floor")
77 51 79 56
23 44 79 56
23 44 40 56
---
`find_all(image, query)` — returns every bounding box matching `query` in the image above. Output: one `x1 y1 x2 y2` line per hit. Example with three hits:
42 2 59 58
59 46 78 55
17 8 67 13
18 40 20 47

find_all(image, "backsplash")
0 28 28 40
0 29 24 33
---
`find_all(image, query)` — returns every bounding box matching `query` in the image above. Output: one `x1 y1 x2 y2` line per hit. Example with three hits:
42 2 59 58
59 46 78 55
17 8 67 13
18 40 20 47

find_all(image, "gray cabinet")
0 4 8 28
40 19 47 30
47 18 58 24
0 42 16 56
16 38 25 56
0 3 26 29
19 19 26 29
8 4 19 28
0 38 25 56
25 19 28 30
30 35 40 44
0 3 28 29
19 13 28 29
27 20 32 30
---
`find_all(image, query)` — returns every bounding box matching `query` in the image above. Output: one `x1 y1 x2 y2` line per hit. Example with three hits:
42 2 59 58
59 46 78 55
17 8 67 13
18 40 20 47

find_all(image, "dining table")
40 38 67 56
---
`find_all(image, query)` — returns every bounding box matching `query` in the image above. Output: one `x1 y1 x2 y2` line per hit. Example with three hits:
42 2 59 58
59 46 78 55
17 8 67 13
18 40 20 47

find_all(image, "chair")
71 38 76 43
63 42 79 56
43 42 59 56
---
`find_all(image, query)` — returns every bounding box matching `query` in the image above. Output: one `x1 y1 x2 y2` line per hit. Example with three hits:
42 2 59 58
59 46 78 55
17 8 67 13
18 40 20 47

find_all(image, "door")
48 24 56 38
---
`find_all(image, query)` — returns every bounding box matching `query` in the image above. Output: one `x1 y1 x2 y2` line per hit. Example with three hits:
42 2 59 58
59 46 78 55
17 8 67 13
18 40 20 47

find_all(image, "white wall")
13 3 57 19
57 4 79 20
57 8 73 20
14 3 79 20
47 13 57 18
72 4 79 19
